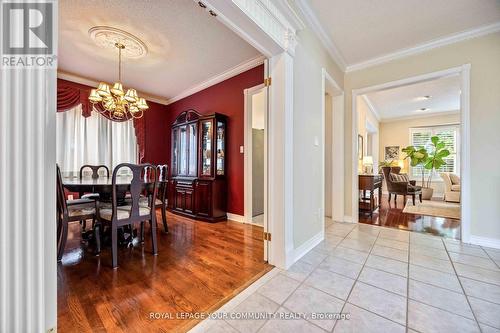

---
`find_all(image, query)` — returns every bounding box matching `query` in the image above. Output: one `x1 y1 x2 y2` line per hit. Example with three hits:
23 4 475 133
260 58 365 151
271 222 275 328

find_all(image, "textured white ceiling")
59 0 261 99
364 74 461 121
307 0 500 65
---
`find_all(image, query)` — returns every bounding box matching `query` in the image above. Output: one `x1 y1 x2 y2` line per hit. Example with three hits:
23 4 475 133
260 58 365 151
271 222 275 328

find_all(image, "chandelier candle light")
89 42 148 119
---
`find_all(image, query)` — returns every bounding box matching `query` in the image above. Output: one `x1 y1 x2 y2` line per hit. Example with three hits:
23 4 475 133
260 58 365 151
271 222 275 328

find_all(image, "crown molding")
166 55 266 105
272 0 306 31
361 95 380 122
57 71 170 105
294 0 347 71
379 110 460 123
58 55 265 106
346 21 500 73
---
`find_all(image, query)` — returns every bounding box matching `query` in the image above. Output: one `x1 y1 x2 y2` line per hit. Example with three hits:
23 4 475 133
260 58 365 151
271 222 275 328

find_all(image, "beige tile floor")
191 221 500 333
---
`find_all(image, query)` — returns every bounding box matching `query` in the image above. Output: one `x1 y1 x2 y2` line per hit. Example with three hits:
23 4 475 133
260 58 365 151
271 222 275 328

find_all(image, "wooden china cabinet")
167 109 227 222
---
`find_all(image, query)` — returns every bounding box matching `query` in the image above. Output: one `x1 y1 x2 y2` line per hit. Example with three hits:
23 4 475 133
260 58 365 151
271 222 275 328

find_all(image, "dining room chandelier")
88 42 148 119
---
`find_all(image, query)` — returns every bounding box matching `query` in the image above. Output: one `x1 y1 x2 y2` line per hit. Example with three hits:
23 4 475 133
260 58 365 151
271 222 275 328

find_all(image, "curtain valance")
57 79 145 162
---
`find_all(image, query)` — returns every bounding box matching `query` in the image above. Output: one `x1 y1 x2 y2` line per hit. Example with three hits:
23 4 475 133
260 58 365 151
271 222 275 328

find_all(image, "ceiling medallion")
88 26 148 58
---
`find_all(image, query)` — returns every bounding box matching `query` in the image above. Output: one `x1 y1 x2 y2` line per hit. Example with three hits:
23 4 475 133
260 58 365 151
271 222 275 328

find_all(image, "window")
56 104 137 175
409 125 460 179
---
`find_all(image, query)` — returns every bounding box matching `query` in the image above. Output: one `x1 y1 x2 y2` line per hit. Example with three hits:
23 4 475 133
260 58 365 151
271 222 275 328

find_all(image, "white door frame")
200 0 298 268
321 68 344 232
351 64 471 242
244 83 267 226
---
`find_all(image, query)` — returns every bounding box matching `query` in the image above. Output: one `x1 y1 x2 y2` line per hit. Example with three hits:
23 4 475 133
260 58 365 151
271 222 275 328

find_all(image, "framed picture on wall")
358 135 364 160
384 146 400 160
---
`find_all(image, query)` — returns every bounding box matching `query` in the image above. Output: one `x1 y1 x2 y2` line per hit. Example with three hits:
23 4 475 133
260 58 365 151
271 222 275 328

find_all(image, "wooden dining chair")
96 163 158 269
155 165 169 233
79 164 110 179
56 164 98 261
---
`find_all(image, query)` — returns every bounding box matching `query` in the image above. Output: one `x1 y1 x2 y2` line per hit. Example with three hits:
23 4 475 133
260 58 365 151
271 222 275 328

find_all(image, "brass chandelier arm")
88 41 148 120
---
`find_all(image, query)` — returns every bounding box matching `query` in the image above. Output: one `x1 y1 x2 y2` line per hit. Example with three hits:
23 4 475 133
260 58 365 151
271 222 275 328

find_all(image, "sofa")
441 173 461 203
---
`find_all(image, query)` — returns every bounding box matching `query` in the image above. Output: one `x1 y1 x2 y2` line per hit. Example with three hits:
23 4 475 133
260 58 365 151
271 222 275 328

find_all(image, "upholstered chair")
381 166 422 205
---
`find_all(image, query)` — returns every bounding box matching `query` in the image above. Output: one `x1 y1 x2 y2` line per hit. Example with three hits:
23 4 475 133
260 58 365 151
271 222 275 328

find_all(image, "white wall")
344 32 500 242
357 96 379 173
292 25 344 249
324 93 333 217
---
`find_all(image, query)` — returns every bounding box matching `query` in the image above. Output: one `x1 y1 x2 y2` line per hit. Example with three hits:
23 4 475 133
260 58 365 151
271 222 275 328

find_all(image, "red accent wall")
143 100 170 164
162 65 264 215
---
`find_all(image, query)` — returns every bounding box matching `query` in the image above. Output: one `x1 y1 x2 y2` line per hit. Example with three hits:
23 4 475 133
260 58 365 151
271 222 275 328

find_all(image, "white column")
0 3 58 331
268 51 294 269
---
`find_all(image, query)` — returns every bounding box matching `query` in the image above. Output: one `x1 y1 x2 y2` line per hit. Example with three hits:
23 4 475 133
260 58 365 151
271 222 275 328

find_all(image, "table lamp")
363 156 374 174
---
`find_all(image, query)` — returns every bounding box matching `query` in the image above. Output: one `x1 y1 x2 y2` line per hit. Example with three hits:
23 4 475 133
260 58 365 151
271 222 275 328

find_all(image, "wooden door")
195 180 212 217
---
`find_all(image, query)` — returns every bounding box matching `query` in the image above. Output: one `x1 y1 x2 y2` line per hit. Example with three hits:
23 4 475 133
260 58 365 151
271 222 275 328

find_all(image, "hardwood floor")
57 210 271 333
359 195 461 239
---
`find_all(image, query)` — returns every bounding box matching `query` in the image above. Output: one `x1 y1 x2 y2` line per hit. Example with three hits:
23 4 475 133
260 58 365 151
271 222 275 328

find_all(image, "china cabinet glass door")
172 128 178 175
201 120 212 176
179 125 187 175
188 123 197 176
216 121 225 175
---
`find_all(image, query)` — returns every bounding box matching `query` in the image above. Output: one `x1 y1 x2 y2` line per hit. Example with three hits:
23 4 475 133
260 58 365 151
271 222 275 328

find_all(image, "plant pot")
421 187 434 200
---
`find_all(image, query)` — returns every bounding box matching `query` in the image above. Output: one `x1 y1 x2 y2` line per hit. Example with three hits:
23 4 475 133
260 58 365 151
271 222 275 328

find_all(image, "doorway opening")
244 82 269 259
351 65 470 241
322 69 344 230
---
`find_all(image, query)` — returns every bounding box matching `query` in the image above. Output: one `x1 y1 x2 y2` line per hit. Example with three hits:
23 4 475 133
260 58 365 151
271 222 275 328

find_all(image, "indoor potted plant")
402 136 450 200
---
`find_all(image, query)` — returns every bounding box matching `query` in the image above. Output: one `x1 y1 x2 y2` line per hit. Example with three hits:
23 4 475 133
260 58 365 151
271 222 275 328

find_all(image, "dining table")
62 175 136 203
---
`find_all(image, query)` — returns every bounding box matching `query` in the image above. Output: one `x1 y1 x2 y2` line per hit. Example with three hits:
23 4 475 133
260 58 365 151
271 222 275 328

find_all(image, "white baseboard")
291 230 325 265
343 215 354 223
227 213 245 223
469 235 500 250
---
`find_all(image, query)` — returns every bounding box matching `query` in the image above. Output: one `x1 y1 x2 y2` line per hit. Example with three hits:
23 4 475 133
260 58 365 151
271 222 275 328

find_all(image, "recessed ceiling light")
423 95 432 99
419 108 429 111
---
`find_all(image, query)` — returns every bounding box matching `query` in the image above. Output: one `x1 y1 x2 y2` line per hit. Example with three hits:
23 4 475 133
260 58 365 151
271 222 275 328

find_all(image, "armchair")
381 166 422 205
441 173 461 203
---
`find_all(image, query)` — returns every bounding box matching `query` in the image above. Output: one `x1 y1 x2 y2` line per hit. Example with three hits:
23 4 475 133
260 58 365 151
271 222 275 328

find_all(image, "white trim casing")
244 84 266 225
346 22 500 72
351 65 472 242
321 68 344 230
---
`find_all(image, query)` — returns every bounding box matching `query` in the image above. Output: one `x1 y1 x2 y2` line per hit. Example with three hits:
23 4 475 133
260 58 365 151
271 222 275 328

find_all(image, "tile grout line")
406 234 411 333
254 223 356 333
331 225 381 332
481 246 500 270
442 237 483 333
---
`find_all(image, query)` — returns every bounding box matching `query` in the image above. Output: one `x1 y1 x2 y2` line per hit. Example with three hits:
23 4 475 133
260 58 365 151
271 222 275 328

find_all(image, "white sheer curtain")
56 104 137 175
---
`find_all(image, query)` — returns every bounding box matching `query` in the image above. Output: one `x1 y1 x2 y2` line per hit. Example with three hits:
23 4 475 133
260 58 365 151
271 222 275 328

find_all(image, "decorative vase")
421 187 434 200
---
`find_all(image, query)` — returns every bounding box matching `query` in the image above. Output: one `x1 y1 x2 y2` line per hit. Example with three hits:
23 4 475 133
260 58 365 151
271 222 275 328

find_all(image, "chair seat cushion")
81 193 99 200
99 206 151 221
451 184 461 191
125 197 164 207
68 203 96 217
67 198 95 206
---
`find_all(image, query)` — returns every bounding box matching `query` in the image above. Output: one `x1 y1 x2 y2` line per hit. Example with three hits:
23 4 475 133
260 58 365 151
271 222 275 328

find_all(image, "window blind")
409 125 459 178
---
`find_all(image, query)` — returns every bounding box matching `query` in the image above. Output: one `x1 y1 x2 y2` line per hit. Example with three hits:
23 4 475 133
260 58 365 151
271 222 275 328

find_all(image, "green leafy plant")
424 136 450 187
378 159 397 170
401 146 428 187
402 136 450 188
